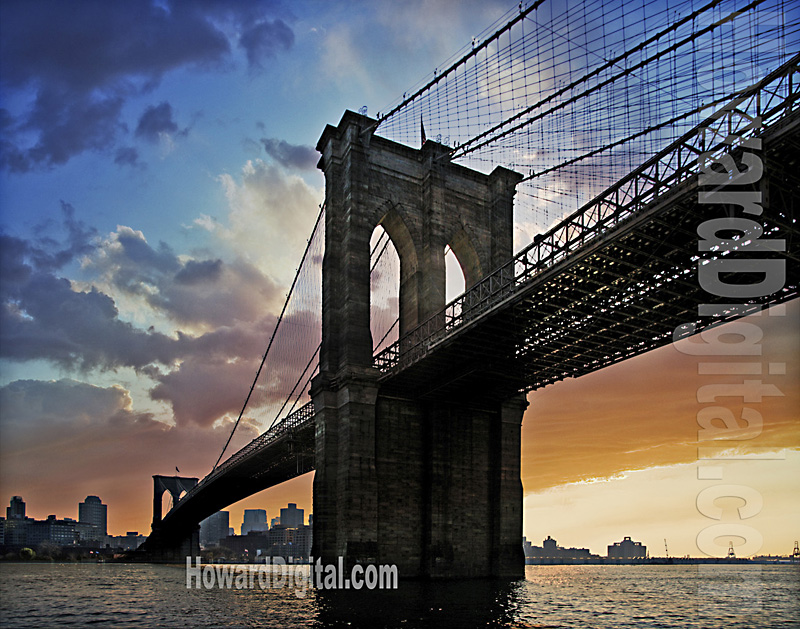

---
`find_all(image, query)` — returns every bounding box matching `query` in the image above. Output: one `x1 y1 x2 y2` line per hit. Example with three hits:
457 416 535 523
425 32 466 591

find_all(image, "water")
1 563 798 628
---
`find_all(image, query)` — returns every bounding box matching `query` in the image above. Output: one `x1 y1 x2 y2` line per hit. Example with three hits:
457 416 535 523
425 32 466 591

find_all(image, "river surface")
1 563 798 627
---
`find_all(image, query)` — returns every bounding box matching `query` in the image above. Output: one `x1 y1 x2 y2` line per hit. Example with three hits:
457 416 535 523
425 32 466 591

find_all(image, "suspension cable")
519 93 730 181
452 0 743 158
211 203 326 472
371 0 547 133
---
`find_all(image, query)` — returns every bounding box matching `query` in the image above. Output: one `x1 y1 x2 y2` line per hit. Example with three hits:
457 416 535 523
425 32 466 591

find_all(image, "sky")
0 0 797 559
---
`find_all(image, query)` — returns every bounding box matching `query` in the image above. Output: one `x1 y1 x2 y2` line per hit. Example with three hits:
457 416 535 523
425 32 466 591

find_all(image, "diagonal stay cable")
452 0 752 159
248 216 397 441
211 202 326 472
370 0 547 134
519 93 731 181
263 343 321 433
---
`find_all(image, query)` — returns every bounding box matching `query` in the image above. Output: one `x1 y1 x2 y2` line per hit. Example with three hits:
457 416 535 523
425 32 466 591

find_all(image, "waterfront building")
78 496 107 538
200 511 230 547
292 525 313 560
26 516 77 546
608 536 647 560
6 496 25 520
523 536 596 563
75 522 103 547
220 532 269 559
241 509 268 535
267 524 290 554
3 500 28 547
106 531 146 551
280 503 304 529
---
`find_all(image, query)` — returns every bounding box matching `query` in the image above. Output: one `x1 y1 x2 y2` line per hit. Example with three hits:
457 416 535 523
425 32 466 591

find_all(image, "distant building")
7 496 25 520
270 517 280 528
264 524 312 560
3 518 27 546
106 531 146 551
280 503 304 529
292 525 313 560
4 498 29 547
241 509 268 535
608 536 647 560
78 496 107 540
220 532 269 559
211 506 312 561
75 522 104 548
523 536 595 563
200 511 230 547
27 516 77 546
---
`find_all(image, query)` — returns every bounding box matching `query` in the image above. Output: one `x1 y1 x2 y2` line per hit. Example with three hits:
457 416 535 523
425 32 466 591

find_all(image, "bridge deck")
376 60 800 400
146 58 799 544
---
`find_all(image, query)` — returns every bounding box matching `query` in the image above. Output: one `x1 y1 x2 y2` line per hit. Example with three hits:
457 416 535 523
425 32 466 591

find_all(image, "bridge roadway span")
144 59 800 550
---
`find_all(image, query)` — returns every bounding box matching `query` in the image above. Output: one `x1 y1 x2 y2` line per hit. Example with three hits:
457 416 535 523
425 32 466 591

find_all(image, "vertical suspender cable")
212 203 326 472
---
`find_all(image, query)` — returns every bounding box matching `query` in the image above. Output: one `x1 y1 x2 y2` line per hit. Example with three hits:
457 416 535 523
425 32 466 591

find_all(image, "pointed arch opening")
444 245 466 303
370 225 400 354
448 227 483 290
161 491 173 517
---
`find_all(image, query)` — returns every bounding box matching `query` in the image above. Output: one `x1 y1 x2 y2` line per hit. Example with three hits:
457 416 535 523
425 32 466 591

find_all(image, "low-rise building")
26 516 77 546
523 536 596 563
608 536 647 560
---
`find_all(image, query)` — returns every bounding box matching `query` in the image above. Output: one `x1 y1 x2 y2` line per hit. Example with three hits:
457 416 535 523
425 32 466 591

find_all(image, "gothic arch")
377 204 418 277
446 225 482 290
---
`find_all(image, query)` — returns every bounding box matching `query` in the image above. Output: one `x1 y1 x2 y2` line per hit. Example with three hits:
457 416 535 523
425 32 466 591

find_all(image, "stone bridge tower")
311 110 525 578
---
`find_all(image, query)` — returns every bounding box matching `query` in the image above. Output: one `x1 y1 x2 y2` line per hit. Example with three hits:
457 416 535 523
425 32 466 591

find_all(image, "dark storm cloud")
1 270 180 371
240 19 295 69
150 356 262 427
30 202 98 271
0 203 317 427
114 147 141 168
0 203 96 285
0 208 270 371
0 0 295 171
261 138 318 170
0 379 141 427
147 307 319 427
135 102 185 142
175 259 223 285
89 227 279 328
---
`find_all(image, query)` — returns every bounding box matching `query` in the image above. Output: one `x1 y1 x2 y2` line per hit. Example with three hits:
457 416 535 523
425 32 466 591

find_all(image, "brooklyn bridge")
139 0 799 578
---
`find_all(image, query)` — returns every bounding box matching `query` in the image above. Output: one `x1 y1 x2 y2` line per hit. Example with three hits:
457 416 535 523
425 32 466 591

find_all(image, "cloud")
521 300 800 494
0 378 260 533
1 268 181 371
0 0 295 171
260 138 318 170
114 146 142 168
150 356 262 427
135 102 184 143
86 226 282 329
1 196 320 428
240 18 294 70
203 159 323 282
175 259 223 285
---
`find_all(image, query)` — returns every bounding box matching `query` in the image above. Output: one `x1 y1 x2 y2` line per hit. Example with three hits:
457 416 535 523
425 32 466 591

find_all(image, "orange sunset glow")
2 300 796 558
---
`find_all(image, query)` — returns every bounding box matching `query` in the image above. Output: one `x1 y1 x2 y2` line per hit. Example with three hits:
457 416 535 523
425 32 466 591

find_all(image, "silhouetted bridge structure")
141 6 799 577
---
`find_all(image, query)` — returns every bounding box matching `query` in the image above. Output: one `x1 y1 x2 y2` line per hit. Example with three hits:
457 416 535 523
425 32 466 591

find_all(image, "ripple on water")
0 563 798 628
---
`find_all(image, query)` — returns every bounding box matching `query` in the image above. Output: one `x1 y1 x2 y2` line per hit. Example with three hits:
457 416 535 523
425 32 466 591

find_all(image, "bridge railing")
375 54 799 376
168 401 315 512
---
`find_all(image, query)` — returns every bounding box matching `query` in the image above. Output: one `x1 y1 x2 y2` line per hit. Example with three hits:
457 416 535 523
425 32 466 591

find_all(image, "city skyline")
0 0 797 561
